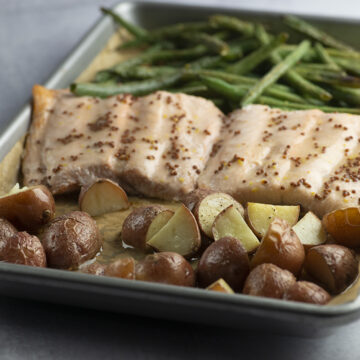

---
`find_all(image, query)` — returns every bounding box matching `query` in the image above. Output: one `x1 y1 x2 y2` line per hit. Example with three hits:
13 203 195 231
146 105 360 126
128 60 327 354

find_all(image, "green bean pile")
70 8 360 114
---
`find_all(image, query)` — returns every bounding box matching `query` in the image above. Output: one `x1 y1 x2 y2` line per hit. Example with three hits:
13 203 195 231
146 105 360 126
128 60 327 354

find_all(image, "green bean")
167 82 208 95
226 33 288 75
228 38 260 54
314 43 343 71
332 57 360 76
327 49 360 59
256 97 360 115
94 44 164 82
329 86 360 106
256 25 332 101
283 15 356 52
181 32 229 55
186 56 223 70
241 40 311 106
209 15 254 36
101 8 148 38
201 76 307 104
191 69 294 92
71 72 182 98
121 65 177 79
295 68 360 88
294 64 344 74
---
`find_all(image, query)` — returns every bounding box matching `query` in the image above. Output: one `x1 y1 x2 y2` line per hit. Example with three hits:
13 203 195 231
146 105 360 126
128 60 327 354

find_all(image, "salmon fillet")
198 105 360 216
23 85 224 200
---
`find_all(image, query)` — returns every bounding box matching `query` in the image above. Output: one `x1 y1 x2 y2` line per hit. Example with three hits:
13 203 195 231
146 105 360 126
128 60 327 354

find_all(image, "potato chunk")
251 218 305 275
323 207 360 248
212 205 259 253
246 202 300 238
79 179 129 216
193 191 244 238
206 279 235 294
147 204 201 257
304 244 359 294
292 212 326 249
283 281 331 305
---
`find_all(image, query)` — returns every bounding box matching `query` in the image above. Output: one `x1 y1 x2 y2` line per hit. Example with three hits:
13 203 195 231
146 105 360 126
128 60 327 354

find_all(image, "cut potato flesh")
146 210 174 241
147 204 201 257
195 192 244 238
206 278 234 294
212 205 259 253
292 212 326 249
246 202 300 238
79 179 129 216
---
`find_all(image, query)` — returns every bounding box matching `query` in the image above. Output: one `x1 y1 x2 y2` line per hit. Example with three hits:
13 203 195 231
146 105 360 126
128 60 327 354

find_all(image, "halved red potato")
135 252 195 287
246 202 300 238
322 207 360 248
0 184 55 233
0 231 46 267
122 206 174 251
105 257 135 280
147 204 201 257
206 278 235 294
212 205 259 253
283 281 331 305
292 212 326 250
80 262 107 276
79 179 129 216
184 190 244 238
251 218 305 276
304 244 359 294
243 263 296 299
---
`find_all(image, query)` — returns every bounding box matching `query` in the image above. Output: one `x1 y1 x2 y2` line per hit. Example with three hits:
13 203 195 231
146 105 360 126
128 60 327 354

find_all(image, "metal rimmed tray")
1 0 360 336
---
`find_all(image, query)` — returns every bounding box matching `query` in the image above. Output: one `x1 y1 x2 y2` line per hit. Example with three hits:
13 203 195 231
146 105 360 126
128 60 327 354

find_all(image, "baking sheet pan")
1 0 360 336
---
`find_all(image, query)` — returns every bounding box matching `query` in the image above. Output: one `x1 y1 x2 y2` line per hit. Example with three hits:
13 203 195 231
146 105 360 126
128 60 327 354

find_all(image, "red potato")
135 252 195 287
251 218 305 276
105 257 135 280
147 204 201 257
79 178 129 217
198 237 250 291
122 206 174 251
0 185 55 233
243 263 296 299
80 262 107 276
304 244 359 294
0 231 46 267
206 278 235 294
322 207 360 248
283 281 331 305
191 191 244 238
41 211 102 269
246 202 300 238
0 218 17 240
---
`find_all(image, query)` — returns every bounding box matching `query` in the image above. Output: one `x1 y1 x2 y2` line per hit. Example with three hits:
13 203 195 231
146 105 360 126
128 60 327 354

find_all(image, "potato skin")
105 257 135 280
42 211 102 269
198 237 250 291
135 252 195 287
243 263 296 299
251 218 305 276
0 218 17 240
0 185 55 233
122 206 163 251
283 281 331 305
304 244 359 294
183 189 215 211
80 262 106 276
0 232 46 267
323 207 360 248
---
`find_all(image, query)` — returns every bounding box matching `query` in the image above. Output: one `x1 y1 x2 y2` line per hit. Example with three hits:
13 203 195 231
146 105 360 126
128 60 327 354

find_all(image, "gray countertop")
1 0 360 358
